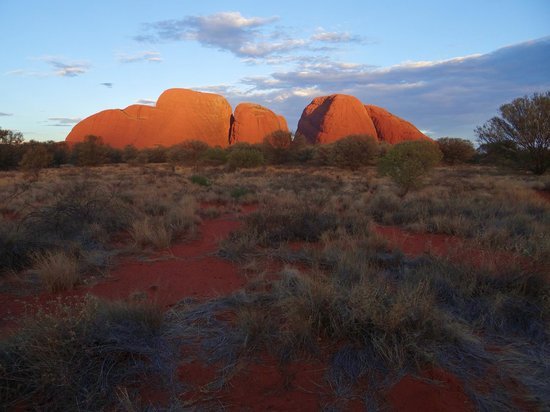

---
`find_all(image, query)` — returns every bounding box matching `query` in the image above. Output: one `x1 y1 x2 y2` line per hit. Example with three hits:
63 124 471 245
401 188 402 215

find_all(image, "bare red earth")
388 368 473 412
0 206 508 411
372 224 535 271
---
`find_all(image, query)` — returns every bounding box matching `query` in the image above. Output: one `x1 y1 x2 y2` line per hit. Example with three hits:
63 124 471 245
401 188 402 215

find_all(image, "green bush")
330 134 379 170
227 147 265 170
263 130 292 164
437 137 476 164
71 135 108 166
167 140 209 166
19 144 54 173
189 174 211 186
0 128 25 170
378 141 442 195
200 147 228 166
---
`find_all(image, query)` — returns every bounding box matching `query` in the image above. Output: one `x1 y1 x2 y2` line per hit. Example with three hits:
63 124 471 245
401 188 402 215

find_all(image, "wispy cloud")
208 37 550 139
41 57 90 77
47 117 82 126
117 51 162 63
311 29 364 44
135 11 366 61
136 98 155 105
0 112 13 117
7 57 90 77
100 82 113 88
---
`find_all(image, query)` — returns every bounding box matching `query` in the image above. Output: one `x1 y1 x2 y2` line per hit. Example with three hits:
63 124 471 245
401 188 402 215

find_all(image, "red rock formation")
230 103 289 144
365 105 430 144
66 89 232 148
296 94 379 144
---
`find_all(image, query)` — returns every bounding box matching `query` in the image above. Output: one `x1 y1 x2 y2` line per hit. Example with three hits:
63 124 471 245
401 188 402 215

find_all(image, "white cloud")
47 117 82 126
136 99 155 105
208 37 550 139
7 57 90 77
118 51 162 63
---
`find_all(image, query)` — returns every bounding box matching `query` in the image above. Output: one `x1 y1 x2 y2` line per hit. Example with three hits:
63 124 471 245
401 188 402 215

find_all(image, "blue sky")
1 0 549 142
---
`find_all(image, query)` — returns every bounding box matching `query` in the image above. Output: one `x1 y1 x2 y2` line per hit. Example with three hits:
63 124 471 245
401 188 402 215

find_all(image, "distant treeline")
0 126 533 172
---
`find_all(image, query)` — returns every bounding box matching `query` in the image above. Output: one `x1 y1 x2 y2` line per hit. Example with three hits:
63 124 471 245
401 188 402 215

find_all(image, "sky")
1 0 549 143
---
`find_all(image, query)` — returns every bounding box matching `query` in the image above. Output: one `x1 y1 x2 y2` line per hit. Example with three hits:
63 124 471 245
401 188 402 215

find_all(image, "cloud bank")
135 11 365 60
207 37 550 139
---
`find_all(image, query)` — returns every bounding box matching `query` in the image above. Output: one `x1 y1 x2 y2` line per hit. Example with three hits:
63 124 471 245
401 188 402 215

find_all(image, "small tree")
437 137 476 164
20 144 54 175
227 146 265 170
475 91 550 174
71 135 108 166
167 140 209 167
330 134 379 170
263 130 292 164
378 141 442 195
0 127 25 170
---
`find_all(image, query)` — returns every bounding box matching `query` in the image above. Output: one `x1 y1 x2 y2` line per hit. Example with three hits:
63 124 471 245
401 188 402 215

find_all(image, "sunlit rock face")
364 105 430 144
296 94 430 144
66 89 233 148
229 103 289 144
296 94 379 144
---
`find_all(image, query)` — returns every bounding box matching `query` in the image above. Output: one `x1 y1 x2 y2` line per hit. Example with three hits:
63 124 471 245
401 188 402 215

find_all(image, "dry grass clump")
31 250 81 292
0 295 173 411
0 165 201 283
368 168 550 263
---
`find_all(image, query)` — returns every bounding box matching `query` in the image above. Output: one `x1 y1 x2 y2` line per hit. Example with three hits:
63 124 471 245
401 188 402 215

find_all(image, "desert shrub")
311 144 333 166
476 91 550 175
227 146 265 170
230 186 252 200
167 140 210 166
437 137 476 164
121 145 139 163
0 128 25 170
200 147 228 166
378 141 443 195
130 217 173 249
19 144 54 174
190 174 211 186
330 134 379 170
31 250 81 292
71 135 108 166
0 296 173 411
0 180 134 274
142 145 168 163
263 130 292 164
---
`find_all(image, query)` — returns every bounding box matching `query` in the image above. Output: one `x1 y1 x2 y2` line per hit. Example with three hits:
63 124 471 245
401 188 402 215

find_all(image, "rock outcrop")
296 94 430 145
66 89 233 148
230 103 289 144
296 94 379 144
67 89 430 149
365 105 430 144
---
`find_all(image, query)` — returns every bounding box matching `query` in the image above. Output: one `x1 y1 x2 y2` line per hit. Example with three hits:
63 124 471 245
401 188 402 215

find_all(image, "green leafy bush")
19 144 54 173
378 141 442 195
200 147 228 166
190 174 211 186
437 137 476 164
167 140 209 166
263 130 292 164
227 146 265 170
71 135 108 166
330 134 379 170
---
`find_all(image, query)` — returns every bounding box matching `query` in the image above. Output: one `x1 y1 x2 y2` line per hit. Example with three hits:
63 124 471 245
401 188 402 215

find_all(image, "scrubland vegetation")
0 92 549 411
0 158 548 410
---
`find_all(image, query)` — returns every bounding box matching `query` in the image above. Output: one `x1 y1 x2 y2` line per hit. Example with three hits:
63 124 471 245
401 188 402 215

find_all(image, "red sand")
0 211 247 331
372 223 535 271
388 368 473 412
0 204 522 411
